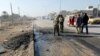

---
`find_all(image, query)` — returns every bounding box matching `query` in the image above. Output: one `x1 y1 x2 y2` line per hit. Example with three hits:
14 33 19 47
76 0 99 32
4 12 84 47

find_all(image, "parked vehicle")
88 18 100 24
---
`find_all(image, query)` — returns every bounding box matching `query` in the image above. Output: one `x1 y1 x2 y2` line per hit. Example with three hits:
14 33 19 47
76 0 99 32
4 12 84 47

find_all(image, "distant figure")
76 14 82 33
59 15 64 33
69 16 72 26
54 16 60 36
81 13 89 34
72 16 75 26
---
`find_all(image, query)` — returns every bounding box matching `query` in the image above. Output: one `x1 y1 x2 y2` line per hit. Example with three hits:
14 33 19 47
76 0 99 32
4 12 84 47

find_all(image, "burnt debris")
2 32 34 50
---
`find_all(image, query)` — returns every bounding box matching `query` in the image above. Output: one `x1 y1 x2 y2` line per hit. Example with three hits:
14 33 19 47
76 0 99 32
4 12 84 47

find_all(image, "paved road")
33 19 100 56
65 24 100 36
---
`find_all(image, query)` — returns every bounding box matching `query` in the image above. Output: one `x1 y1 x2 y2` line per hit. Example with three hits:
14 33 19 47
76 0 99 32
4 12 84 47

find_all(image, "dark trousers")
81 23 88 34
54 24 59 36
60 22 64 32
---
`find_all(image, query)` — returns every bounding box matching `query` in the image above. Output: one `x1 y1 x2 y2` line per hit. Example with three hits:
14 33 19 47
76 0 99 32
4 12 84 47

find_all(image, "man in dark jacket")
81 13 89 34
76 14 82 33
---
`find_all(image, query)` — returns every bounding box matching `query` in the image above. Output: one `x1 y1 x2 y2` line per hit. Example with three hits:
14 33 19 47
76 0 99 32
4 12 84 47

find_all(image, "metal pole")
18 7 21 24
18 7 20 17
10 3 13 24
59 0 61 14
18 7 21 21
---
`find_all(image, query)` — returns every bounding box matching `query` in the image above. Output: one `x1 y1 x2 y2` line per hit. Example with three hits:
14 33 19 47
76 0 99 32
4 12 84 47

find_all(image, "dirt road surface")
33 19 100 56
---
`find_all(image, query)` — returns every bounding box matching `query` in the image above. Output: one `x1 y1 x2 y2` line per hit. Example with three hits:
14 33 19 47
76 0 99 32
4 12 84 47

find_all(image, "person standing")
72 16 75 26
69 16 72 26
76 14 82 33
54 15 60 36
81 13 89 34
59 15 64 33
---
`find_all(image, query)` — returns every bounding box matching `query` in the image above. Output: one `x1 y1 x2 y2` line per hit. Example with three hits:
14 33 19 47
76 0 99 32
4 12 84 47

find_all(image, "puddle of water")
34 28 51 48
33 28 43 39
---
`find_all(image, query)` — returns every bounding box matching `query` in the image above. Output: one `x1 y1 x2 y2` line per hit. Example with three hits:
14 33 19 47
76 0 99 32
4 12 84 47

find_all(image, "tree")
48 12 57 20
2 11 9 19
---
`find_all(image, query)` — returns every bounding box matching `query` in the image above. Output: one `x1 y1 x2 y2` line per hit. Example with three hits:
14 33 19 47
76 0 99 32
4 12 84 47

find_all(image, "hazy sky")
0 0 99 17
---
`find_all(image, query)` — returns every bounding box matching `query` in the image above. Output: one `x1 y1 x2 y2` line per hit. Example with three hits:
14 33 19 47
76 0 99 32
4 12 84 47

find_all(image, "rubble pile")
2 32 33 50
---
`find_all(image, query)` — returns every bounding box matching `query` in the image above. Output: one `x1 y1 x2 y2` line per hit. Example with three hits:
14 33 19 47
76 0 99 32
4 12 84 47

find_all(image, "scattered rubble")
2 32 33 50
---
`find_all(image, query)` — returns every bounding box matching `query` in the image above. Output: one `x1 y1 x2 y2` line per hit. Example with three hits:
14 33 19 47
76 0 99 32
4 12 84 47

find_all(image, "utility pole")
10 3 13 24
59 0 61 14
18 7 21 22
18 7 22 24
18 7 20 17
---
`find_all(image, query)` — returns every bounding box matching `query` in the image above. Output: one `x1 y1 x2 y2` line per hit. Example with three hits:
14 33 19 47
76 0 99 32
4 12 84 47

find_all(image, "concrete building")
79 8 100 17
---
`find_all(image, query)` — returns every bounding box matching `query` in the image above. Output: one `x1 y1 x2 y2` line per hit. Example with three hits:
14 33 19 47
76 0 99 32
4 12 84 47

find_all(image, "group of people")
53 14 64 36
76 13 89 34
53 13 89 36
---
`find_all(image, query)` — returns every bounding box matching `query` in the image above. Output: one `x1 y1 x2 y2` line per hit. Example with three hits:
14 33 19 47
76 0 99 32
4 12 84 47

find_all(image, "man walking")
76 14 82 34
81 13 89 34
